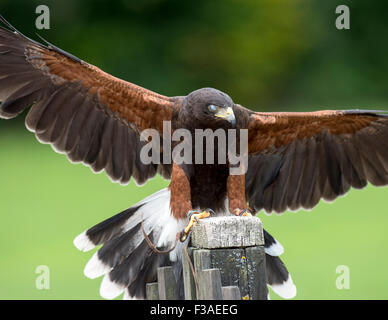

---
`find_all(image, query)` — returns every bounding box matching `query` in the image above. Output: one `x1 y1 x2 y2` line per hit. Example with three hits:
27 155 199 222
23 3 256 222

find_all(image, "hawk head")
181 87 236 129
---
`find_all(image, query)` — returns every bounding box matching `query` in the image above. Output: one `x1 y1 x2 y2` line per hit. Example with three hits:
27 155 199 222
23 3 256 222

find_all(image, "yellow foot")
180 209 213 242
234 208 252 217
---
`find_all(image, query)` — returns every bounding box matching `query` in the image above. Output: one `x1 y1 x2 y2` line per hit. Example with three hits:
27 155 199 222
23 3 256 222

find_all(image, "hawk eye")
208 104 218 112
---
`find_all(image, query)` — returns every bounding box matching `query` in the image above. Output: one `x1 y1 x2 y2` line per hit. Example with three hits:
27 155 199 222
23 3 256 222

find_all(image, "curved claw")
180 209 213 242
179 230 188 242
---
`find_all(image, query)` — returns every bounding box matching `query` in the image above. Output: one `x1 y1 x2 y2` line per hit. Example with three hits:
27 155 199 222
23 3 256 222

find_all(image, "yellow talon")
184 210 211 234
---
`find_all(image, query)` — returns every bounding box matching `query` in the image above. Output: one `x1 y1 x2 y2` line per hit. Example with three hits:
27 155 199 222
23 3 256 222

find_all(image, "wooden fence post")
147 216 267 300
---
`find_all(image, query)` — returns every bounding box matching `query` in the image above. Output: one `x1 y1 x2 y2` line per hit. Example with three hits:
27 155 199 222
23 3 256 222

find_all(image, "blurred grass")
0 125 387 299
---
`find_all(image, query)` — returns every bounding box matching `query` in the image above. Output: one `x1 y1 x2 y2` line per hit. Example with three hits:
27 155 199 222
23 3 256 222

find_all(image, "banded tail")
264 229 297 299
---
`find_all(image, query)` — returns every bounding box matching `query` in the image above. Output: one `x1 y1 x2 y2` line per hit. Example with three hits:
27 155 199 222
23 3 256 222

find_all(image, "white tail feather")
269 275 297 299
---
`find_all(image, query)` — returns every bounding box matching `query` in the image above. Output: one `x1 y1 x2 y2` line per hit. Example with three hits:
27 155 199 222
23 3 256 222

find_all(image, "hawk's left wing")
0 16 178 185
244 109 388 213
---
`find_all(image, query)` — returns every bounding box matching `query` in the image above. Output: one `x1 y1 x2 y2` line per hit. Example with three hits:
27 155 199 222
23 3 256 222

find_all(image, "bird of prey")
1 16 388 300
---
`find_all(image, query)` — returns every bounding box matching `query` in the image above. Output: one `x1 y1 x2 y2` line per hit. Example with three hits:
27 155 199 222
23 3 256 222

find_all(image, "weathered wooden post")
146 216 267 300
182 216 267 300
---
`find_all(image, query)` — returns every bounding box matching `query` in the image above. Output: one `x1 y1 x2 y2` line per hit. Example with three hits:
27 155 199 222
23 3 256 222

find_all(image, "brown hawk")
1 16 388 299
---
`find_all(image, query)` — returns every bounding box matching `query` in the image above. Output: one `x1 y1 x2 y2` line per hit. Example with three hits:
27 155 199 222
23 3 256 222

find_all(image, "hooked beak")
215 107 236 127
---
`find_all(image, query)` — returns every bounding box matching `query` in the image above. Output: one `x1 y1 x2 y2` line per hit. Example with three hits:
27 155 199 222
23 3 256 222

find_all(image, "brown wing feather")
244 109 388 214
0 19 175 185
29 47 172 132
248 110 379 153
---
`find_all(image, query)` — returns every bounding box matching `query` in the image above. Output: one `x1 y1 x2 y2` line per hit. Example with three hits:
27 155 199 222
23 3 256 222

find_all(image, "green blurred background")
1 0 388 299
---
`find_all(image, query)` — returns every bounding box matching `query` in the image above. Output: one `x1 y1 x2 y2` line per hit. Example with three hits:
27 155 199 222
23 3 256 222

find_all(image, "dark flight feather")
35 32 83 64
0 17 173 185
245 110 388 214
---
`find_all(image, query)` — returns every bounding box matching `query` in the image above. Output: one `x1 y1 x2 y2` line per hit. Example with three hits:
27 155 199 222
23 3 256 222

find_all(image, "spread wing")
244 108 388 213
0 16 177 185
